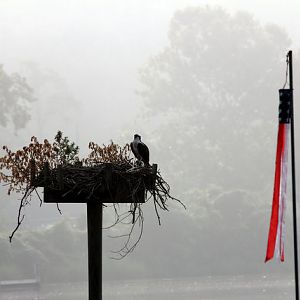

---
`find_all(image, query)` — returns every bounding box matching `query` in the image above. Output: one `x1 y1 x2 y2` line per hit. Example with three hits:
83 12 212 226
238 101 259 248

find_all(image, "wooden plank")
43 187 145 203
87 201 102 300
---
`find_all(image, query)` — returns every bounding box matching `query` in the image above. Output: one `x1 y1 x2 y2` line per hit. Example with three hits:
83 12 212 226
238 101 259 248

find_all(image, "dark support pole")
87 201 102 300
289 50 299 300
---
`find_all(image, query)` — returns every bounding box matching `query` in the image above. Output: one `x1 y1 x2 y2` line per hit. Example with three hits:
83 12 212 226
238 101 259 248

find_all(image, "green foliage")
53 130 80 165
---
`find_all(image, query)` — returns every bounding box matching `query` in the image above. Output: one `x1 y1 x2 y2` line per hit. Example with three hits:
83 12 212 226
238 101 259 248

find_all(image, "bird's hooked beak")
134 134 141 140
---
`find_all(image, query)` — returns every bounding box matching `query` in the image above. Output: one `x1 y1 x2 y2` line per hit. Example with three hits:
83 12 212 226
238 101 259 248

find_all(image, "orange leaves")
0 132 133 196
0 135 55 194
84 141 132 166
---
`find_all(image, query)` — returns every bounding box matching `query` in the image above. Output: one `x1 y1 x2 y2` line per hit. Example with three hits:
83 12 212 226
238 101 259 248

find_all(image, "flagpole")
289 50 299 300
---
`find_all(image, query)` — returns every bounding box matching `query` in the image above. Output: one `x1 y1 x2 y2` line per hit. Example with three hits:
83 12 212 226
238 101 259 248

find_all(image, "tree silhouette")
140 6 292 192
135 7 297 276
0 65 35 131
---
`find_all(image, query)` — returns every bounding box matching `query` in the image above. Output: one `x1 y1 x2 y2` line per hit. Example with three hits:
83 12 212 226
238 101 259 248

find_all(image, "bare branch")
9 187 33 242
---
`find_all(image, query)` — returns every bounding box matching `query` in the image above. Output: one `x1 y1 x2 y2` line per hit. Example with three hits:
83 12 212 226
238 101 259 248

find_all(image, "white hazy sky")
1 0 299 47
0 0 299 147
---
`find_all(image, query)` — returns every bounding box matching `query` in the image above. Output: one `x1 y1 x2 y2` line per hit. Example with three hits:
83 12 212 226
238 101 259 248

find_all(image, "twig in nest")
9 187 33 242
56 203 62 215
106 167 185 259
34 188 43 207
110 205 144 260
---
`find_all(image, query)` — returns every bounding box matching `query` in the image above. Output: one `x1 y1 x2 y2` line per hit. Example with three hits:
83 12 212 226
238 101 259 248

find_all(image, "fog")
1 1 300 299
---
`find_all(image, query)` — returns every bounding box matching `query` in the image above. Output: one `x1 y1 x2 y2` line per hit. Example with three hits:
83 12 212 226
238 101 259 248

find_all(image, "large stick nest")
0 131 185 258
35 162 157 204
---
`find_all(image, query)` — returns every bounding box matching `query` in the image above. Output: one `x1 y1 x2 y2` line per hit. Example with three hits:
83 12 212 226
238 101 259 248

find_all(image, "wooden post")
40 162 155 299
87 201 103 300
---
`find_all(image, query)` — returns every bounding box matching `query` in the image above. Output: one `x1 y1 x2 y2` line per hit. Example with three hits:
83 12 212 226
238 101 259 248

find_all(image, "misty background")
1 0 300 299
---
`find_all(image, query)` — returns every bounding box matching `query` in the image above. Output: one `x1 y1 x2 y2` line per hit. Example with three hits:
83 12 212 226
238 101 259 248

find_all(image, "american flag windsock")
265 89 292 262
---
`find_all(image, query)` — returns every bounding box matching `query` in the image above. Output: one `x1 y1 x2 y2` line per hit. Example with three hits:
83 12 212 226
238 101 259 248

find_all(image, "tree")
139 6 292 193
19 62 80 136
137 7 297 275
0 65 36 131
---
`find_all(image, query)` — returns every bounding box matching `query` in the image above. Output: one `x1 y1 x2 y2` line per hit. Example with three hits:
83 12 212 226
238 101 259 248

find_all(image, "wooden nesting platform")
34 162 157 204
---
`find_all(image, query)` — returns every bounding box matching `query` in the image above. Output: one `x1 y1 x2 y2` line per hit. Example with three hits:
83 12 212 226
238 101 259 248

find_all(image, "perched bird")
130 134 150 166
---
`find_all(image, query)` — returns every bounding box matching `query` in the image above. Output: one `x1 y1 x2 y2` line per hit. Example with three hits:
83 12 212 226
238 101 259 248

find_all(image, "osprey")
130 134 150 166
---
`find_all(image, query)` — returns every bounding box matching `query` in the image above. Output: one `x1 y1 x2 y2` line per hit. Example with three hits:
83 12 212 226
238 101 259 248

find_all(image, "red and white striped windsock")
265 89 292 262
